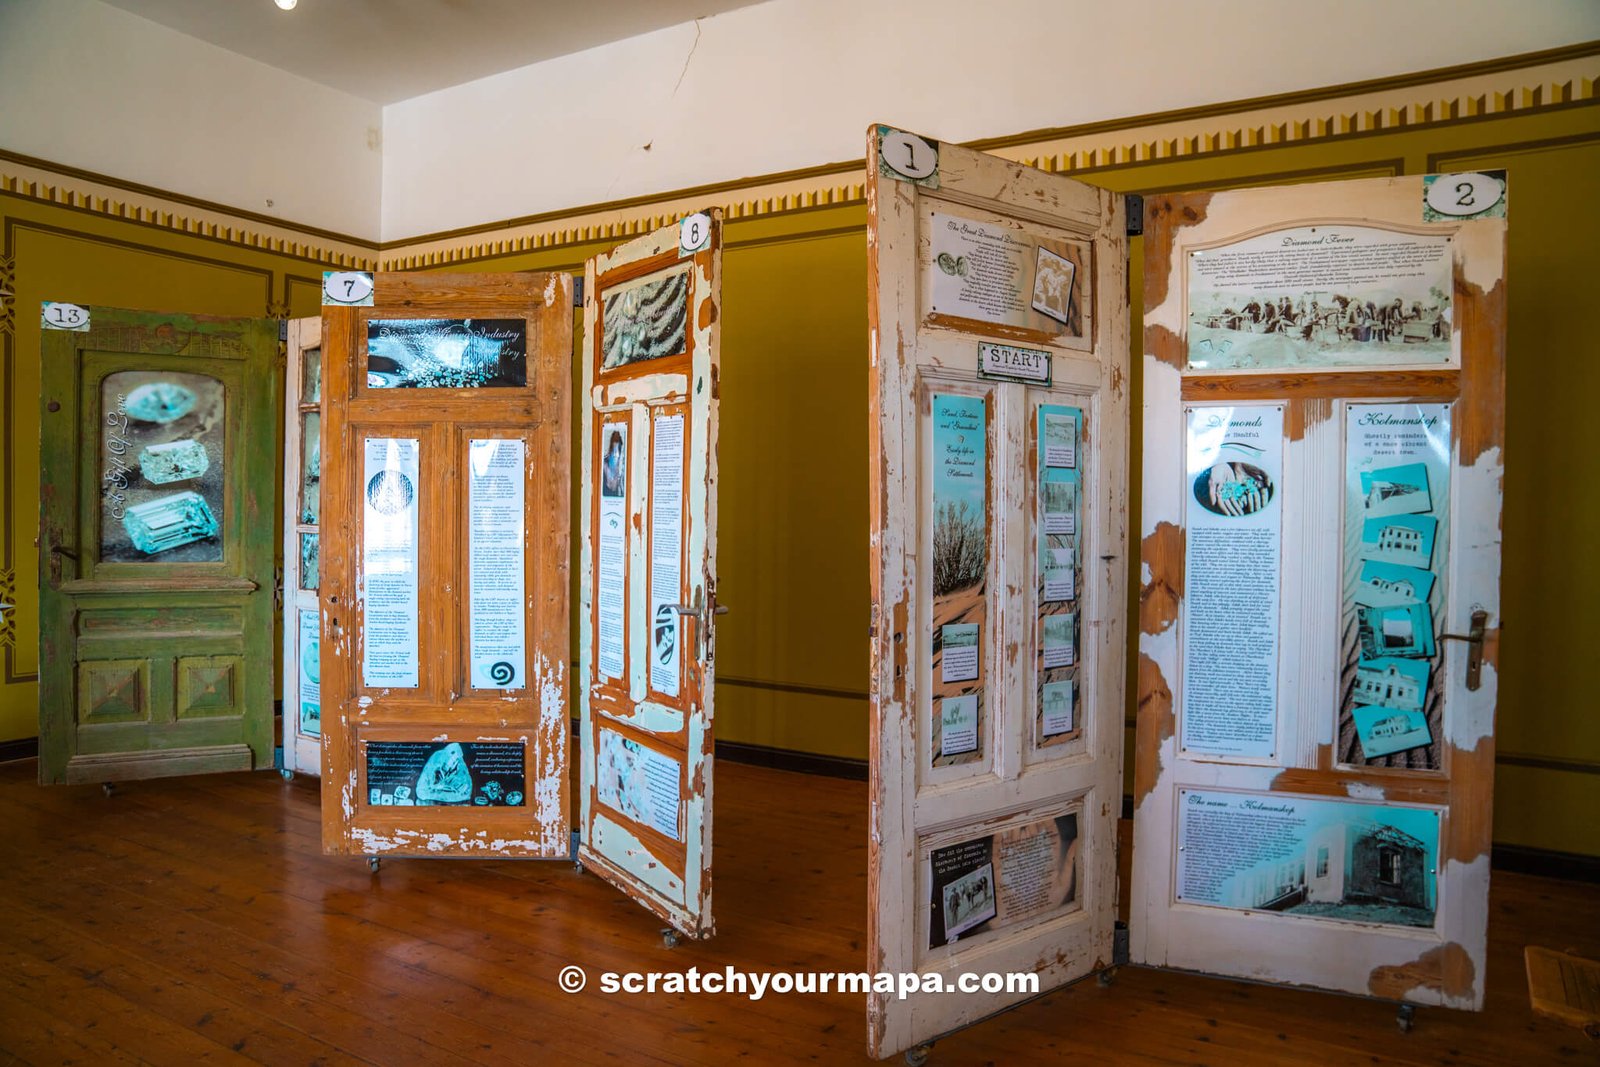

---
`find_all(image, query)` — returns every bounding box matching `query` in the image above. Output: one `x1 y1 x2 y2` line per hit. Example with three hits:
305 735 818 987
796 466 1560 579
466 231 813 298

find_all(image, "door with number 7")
319 271 572 860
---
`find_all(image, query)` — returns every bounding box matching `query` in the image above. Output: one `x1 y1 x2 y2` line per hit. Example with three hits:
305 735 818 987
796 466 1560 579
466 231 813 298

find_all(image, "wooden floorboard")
0 758 1595 1065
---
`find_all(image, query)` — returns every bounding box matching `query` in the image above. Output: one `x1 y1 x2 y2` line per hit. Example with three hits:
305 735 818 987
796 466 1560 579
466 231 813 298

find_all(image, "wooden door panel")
1131 173 1506 1009
579 213 722 938
39 307 279 784
283 316 323 777
867 129 1129 1059
320 273 571 859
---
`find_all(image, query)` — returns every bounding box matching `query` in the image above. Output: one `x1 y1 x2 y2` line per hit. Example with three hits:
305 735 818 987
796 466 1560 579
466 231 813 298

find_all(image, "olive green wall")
419 209 872 760
0 194 331 746
2 88 1595 858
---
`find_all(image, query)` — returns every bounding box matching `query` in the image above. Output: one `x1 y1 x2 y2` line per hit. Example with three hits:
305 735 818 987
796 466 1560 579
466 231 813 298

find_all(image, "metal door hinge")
1439 608 1489 691
1125 194 1144 237
572 275 585 306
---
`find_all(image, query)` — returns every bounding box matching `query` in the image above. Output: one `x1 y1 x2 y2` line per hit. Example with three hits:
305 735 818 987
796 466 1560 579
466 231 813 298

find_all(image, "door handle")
667 596 726 663
667 603 730 621
47 543 78 583
1439 609 1489 691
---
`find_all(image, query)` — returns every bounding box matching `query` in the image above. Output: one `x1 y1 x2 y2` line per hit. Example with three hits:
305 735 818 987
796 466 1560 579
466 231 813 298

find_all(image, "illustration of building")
1222 854 1307 910
1368 574 1418 599
1354 662 1423 710
1365 480 1421 510
1220 821 1431 914
1376 523 1424 557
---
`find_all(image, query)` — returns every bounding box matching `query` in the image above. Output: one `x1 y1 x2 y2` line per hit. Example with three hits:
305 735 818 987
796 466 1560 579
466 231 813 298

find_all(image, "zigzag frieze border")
0 172 377 271
2 61 1593 274
381 64 1596 269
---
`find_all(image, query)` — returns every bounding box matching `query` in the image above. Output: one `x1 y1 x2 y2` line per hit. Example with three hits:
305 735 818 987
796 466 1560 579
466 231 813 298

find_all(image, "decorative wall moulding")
379 45 1597 270
0 152 377 271
0 44 1594 274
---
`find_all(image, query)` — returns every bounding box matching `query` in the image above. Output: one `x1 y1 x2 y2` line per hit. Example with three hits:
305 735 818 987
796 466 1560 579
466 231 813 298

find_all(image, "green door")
38 306 280 784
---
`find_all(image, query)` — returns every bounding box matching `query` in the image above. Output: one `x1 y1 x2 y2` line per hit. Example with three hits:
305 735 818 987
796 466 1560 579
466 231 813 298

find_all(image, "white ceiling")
98 0 766 104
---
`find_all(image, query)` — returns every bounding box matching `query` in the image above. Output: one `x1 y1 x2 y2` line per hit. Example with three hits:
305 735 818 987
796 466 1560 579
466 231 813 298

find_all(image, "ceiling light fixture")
274 0 297 10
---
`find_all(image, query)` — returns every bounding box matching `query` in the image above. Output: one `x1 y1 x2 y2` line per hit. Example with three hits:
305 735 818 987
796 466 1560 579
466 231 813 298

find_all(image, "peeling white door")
579 211 722 938
320 272 573 859
282 315 323 778
1132 173 1507 1009
866 128 1129 1059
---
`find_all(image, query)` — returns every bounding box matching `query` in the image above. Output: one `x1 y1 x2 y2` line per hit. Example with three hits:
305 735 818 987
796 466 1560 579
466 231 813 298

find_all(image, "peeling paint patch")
1145 322 1185 371
1133 652 1174 807
1139 522 1183 635
1142 193 1211 324
592 812 686 906
1368 941 1475 1003
1284 397 1331 443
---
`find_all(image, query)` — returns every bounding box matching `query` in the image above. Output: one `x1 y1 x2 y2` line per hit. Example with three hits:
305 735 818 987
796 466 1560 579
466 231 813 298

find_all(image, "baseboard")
0 737 39 763
564 717 868 780
1490 843 1600 883
714 739 868 781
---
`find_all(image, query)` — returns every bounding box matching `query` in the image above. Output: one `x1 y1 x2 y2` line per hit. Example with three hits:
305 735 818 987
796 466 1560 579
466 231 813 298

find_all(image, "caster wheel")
1397 1004 1415 1033
367 856 382 873
573 859 584 874
279 768 294 782
660 927 681 948
1097 966 1118 988
101 782 115 797
904 1043 932 1066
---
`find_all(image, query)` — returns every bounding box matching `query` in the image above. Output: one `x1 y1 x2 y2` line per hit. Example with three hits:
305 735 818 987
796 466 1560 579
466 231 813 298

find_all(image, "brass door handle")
1439 609 1489 691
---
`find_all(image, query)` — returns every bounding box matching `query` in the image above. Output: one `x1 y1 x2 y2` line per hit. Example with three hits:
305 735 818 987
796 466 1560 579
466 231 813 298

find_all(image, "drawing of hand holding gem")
1205 461 1274 517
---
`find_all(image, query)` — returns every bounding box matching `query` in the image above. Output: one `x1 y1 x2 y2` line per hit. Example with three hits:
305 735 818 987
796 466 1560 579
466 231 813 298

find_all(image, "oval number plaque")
679 212 711 256
323 271 375 307
879 129 939 183
41 302 90 331
1425 172 1505 219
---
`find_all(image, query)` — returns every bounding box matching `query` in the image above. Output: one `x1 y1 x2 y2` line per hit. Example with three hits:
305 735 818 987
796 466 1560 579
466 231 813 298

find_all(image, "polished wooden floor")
1 756 1595 1066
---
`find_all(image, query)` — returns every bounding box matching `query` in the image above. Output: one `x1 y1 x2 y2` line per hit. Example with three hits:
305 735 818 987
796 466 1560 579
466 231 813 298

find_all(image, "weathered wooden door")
578 211 722 938
282 315 323 777
38 305 280 784
866 128 1128 1059
1131 172 1507 1009
319 272 571 859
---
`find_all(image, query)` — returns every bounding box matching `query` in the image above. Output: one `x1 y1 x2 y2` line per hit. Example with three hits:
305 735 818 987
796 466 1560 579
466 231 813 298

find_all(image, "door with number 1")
867 128 1129 1058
